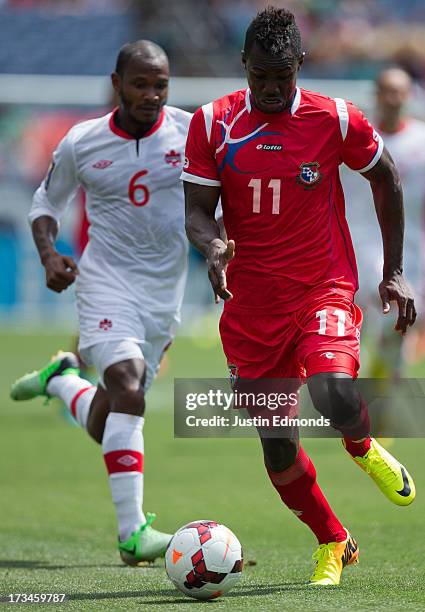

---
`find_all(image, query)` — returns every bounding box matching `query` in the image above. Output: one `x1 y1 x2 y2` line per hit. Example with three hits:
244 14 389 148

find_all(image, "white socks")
46 375 96 429
102 412 145 541
46 377 145 541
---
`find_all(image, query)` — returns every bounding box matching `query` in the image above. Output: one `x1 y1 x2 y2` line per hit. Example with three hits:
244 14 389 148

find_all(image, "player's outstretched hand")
43 252 79 293
379 273 416 335
206 239 235 303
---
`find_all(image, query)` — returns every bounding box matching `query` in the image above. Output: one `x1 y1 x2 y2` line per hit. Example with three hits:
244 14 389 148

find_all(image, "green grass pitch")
0 329 424 611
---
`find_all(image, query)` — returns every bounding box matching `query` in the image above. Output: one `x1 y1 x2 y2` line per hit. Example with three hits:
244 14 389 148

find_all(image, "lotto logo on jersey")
165 150 182 167
296 162 322 189
256 143 283 151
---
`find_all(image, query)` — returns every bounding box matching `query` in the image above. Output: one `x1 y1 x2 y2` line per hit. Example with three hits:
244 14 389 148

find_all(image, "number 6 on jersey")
129 170 150 207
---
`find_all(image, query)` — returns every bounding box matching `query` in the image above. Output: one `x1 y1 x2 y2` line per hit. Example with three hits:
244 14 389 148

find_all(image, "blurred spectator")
7 0 132 13
2 0 425 79
344 67 425 377
132 0 425 80
19 111 84 186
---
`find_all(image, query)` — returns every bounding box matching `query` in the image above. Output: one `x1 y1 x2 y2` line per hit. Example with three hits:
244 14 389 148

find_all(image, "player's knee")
307 372 360 427
261 437 299 472
104 360 146 417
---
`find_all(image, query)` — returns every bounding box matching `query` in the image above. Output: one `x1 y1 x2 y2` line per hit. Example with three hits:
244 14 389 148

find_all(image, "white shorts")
77 293 179 391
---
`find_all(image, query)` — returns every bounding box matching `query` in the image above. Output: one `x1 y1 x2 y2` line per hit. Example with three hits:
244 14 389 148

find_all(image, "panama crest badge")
296 161 322 189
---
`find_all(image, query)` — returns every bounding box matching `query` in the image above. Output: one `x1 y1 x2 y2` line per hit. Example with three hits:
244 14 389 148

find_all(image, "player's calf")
261 436 299 472
103 359 146 417
85 385 110 444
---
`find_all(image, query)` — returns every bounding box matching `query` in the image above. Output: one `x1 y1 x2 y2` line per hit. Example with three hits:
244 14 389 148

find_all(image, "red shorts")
219 291 363 382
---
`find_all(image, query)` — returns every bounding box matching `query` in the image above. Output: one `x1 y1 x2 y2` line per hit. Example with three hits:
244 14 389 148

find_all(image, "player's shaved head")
376 67 412 125
115 40 169 77
244 6 303 59
376 67 412 93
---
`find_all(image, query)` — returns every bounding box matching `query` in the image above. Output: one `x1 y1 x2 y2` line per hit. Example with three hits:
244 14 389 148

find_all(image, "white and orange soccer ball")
165 520 243 600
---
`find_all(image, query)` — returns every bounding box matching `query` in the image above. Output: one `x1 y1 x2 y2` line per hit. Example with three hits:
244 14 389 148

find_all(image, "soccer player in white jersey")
10 40 191 565
344 67 425 379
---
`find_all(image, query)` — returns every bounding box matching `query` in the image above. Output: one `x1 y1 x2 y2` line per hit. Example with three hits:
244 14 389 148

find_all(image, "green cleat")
10 351 80 401
118 513 172 566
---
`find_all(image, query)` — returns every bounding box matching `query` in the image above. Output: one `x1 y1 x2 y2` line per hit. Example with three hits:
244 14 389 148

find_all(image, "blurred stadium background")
1 2 425 609
1 0 425 331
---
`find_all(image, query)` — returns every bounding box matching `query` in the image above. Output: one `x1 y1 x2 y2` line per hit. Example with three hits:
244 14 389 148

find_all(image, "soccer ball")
165 520 243 600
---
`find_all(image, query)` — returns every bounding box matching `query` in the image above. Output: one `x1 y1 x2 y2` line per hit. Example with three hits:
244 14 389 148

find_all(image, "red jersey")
182 87 383 314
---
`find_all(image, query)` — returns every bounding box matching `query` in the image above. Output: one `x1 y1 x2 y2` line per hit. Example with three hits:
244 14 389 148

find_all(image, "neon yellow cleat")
309 530 359 586
345 438 416 506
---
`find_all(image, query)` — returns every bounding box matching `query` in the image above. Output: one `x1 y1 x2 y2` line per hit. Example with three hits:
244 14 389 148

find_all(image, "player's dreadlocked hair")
244 6 302 58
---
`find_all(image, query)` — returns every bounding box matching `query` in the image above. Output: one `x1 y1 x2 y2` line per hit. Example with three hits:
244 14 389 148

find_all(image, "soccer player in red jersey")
183 7 417 586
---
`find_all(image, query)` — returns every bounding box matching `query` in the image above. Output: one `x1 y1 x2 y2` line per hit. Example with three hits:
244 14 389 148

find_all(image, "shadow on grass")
69 589 178 602
0 559 162 570
68 582 309 604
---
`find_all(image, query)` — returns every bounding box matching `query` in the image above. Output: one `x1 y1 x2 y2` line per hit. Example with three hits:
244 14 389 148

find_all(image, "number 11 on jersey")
248 178 281 214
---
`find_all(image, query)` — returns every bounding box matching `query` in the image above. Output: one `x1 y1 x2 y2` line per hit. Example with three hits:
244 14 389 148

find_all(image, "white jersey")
29 106 191 321
343 118 425 304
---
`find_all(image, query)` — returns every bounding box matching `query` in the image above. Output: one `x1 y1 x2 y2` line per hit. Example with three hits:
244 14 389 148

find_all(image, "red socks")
339 397 372 457
267 447 346 544
343 436 371 458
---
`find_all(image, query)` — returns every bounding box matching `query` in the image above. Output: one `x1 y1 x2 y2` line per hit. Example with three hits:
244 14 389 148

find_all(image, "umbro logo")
321 352 335 360
117 455 138 467
93 160 113 169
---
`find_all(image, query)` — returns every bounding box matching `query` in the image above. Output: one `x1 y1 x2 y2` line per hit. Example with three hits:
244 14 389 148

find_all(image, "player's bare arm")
32 215 78 293
362 146 416 334
184 181 235 302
